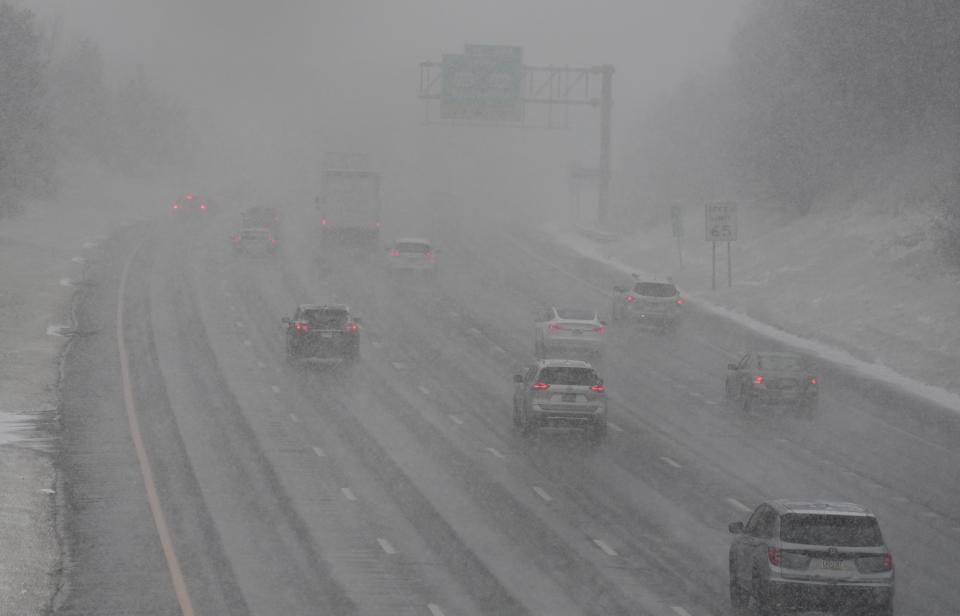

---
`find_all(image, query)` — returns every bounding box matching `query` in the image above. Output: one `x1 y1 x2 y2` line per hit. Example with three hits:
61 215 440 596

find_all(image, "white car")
386 238 438 276
534 307 607 358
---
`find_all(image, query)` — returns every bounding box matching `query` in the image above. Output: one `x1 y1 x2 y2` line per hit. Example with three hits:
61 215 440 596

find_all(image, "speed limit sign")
705 202 738 241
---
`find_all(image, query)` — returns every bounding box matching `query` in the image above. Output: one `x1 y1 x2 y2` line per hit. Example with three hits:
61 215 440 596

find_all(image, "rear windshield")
633 282 677 297
537 367 599 386
302 309 347 327
759 355 804 371
396 242 431 254
780 514 883 547
556 308 597 321
242 230 269 239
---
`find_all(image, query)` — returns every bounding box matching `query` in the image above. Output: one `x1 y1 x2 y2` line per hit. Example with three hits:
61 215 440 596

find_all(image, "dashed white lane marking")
660 456 682 469
289 413 300 423
671 607 694 616
71 256 86 264
428 603 446 616
418 385 431 396
256 361 266 368
40 488 55 495
607 421 624 433
312 446 326 458
271 385 280 394
726 497 752 513
593 539 618 556
391 361 407 370
533 487 553 502
486 447 505 459
371 340 382 349
46 325 69 337
448 415 464 425
59 278 73 287
341 488 356 501
493 345 506 354
82 241 99 249
467 327 482 337
376 538 397 555
243 339 252 347
234 321 244 328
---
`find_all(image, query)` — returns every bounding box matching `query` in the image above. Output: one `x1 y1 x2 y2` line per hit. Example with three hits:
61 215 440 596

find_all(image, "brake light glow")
547 323 565 332
591 384 605 392
294 322 309 333
389 249 400 257
593 325 606 334
199 203 207 210
320 218 327 226
270 235 277 245
532 382 549 390
810 377 817 385
882 552 893 571
676 298 684 305
753 375 764 385
172 203 180 209
424 251 435 260
626 294 636 303
767 547 781 566
343 323 358 333
185 194 193 200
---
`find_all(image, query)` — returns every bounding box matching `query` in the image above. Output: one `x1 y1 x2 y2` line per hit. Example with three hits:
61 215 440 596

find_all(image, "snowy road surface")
52 217 960 615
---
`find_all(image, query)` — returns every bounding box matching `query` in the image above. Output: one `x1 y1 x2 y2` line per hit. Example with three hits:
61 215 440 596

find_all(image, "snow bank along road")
54 217 960 615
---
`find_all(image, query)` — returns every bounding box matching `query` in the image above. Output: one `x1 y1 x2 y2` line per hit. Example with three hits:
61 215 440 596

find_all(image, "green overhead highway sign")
441 45 523 121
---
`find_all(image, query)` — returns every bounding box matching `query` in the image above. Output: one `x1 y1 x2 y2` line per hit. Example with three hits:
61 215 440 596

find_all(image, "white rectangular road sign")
705 202 738 242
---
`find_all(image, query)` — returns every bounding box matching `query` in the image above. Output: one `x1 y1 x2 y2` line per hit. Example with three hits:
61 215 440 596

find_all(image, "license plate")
572 329 583 335
320 332 333 338
821 559 843 570
562 393 577 402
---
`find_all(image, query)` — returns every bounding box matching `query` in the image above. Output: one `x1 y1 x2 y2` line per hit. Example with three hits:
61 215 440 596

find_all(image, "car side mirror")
727 363 738 371
513 374 523 383
282 317 291 324
728 521 744 534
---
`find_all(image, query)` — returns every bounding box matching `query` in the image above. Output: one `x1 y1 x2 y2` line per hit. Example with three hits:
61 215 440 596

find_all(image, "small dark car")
725 351 818 415
283 304 359 361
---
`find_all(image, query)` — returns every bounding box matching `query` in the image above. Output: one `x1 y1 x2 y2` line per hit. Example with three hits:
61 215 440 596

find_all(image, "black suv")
283 304 359 361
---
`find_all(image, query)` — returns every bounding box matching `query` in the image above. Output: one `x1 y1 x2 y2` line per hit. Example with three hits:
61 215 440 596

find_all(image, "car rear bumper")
768 578 893 609
751 390 818 405
290 336 358 357
624 310 679 325
543 338 605 355
530 404 606 427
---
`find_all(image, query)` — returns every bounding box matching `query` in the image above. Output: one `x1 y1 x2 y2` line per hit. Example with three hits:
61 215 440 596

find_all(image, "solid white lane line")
341 488 356 501
607 421 624 433
671 607 694 616
660 456 682 469
376 538 397 555
533 487 553 502
726 497 752 513
418 385 431 396
486 447 505 459
493 345 506 354
312 446 325 458
448 415 463 425
593 539 618 556
271 385 281 394
289 413 300 423
428 604 446 616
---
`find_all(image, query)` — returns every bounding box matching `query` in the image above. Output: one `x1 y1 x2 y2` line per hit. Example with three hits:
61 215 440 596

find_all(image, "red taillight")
547 323 564 332
424 251 435 260
626 294 635 303
389 249 400 257
172 203 180 209
343 323 358 333
676 298 684 305
199 203 207 210
591 384 605 393
532 382 549 391
231 235 239 242
320 218 327 226
767 547 781 566
809 377 817 385
294 322 309 333
882 552 893 571
753 375 764 385
592 325 606 335
269 235 276 245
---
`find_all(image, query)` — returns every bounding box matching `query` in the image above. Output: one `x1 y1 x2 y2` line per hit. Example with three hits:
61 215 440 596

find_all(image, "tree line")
0 3 194 218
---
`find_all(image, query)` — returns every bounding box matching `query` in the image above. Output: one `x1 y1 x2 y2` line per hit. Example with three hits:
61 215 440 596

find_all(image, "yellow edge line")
117 242 197 616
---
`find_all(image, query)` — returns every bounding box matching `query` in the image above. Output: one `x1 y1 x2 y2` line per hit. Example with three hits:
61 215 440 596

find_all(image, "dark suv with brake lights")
611 278 683 332
512 359 607 442
283 304 359 361
729 500 894 615
725 351 818 416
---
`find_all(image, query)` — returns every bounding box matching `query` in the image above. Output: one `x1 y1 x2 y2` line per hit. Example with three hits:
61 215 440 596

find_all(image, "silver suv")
728 500 894 615
512 359 607 442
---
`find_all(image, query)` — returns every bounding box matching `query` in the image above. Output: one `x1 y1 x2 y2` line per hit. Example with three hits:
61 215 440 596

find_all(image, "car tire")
534 340 545 359
588 419 607 444
875 602 894 616
752 574 775 616
512 401 522 428
742 390 753 413
725 378 735 400
728 573 748 615
519 405 535 437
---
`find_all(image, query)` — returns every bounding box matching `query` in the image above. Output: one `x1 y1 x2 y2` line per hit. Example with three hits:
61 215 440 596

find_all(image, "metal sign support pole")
676 236 683 267
727 241 732 287
712 242 717 290
597 64 613 226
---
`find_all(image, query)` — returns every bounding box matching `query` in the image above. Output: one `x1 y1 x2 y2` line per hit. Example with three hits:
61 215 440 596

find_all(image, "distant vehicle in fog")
728 499 894 615
385 238 438 277
611 277 683 333
725 351 818 416
513 359 607 443
241 206 281 236
317 152 381 252
283 304 360 362
230 228 277 257
170 194 211 220
533 307 606 359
